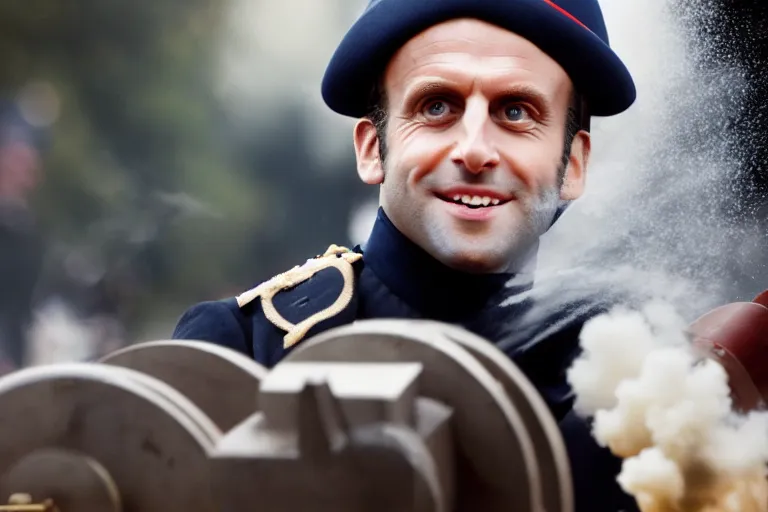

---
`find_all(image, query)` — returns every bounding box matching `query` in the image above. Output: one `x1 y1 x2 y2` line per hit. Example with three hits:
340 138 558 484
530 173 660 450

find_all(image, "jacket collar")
360 208 533 320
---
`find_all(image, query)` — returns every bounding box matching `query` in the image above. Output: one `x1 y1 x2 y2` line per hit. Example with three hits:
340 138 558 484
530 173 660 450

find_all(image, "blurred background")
0 0 766 369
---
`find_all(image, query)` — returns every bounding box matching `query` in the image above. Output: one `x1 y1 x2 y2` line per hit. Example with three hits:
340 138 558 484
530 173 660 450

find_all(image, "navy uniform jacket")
173 208 639 512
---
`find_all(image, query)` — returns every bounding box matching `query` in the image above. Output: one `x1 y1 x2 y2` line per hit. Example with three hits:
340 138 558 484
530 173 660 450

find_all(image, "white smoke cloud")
540 2 768 509
568 303 768 512
532 0 765 322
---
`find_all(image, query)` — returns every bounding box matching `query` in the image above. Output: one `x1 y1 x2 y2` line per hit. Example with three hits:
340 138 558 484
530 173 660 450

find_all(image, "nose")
449 98 500 174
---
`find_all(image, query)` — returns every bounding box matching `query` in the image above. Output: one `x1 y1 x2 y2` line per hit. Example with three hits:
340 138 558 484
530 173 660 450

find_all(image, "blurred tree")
0 0 267 341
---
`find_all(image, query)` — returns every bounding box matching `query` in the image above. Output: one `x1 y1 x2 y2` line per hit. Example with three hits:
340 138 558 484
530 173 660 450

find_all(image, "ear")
560 130 591 201
353 118 385 185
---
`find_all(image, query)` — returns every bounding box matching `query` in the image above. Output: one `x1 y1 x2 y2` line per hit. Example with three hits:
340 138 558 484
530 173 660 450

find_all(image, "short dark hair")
364 78 390 162
364 79 590 168
561 92 587 180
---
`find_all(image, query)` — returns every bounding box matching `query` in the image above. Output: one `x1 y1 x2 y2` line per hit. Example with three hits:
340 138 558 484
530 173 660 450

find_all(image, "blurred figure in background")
0 98 47 371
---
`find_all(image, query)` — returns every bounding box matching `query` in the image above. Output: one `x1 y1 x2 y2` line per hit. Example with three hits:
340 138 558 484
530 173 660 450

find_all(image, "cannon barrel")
0 319 573 512
690 290 768 412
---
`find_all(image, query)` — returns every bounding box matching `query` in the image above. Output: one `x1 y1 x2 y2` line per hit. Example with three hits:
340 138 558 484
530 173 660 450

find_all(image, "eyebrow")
402 78 552 109
492 84 551 109
402 78 461 102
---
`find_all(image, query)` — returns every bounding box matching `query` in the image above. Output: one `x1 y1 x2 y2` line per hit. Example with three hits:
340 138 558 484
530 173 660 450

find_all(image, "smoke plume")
568 303 768 512
514 0 767 333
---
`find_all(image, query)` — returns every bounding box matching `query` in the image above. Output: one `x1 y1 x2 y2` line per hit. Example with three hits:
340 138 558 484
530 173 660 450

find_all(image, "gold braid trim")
236 245 362 349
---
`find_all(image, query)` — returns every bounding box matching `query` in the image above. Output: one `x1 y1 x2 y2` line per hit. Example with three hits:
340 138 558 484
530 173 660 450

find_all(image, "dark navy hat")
322 0 636 119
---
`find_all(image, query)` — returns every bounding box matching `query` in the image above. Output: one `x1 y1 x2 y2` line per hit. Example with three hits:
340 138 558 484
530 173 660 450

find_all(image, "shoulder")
172 297 253 356
500 266 631 355
172 245 364 366
498 271 626 417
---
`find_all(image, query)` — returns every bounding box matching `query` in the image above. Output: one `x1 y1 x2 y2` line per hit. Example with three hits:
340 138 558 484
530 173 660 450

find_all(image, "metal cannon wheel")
424 321 573 512
0 364 220 511
286 318 558 512
100 340 267 432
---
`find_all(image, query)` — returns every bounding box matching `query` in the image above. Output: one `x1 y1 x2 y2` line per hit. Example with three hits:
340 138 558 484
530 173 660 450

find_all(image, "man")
174 0 638 510
0 100 46 371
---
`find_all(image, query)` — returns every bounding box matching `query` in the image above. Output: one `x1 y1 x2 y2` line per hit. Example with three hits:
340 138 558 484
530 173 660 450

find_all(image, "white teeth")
450 194 503 206
456 195 501 206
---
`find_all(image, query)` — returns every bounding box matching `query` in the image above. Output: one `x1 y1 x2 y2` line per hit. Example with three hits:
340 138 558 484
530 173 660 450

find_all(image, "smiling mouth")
436 193 513 209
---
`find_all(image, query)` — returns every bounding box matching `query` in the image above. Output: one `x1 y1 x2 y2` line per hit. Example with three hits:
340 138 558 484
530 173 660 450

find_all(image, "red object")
541 0 590 30
689 291 768 412
754 290 768 308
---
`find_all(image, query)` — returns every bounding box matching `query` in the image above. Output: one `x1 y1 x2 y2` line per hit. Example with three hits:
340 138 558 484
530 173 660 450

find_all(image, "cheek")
391 128 454 184
500 139 563 191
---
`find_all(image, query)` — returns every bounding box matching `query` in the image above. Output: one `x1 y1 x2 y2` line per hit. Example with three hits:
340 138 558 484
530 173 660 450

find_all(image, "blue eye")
425 101 448 117
505 105 526 121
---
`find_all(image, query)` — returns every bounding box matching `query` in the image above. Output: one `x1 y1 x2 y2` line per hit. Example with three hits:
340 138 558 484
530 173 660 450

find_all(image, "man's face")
353 18 591 274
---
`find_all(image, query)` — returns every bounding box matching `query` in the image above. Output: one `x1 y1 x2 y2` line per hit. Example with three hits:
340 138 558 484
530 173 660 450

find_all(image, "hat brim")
322 0 636 118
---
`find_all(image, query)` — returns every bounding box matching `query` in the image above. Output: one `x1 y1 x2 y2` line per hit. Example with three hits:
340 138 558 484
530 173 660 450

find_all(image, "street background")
0 0 765 367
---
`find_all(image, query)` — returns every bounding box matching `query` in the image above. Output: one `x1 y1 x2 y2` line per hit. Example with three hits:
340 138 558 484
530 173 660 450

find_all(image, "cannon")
0 319 574 512
1 289 765 512
690 290 768 412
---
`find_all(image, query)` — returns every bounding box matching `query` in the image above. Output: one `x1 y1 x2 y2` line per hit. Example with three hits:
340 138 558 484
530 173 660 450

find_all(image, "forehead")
384 18 572 99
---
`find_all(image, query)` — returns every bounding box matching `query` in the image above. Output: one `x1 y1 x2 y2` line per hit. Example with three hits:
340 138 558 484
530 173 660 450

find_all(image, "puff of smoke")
520 0 766 338
568 302 768 512
500 266 708 352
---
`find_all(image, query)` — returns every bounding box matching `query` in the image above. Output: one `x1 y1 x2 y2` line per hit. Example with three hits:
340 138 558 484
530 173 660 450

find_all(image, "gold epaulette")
236 244 363 349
